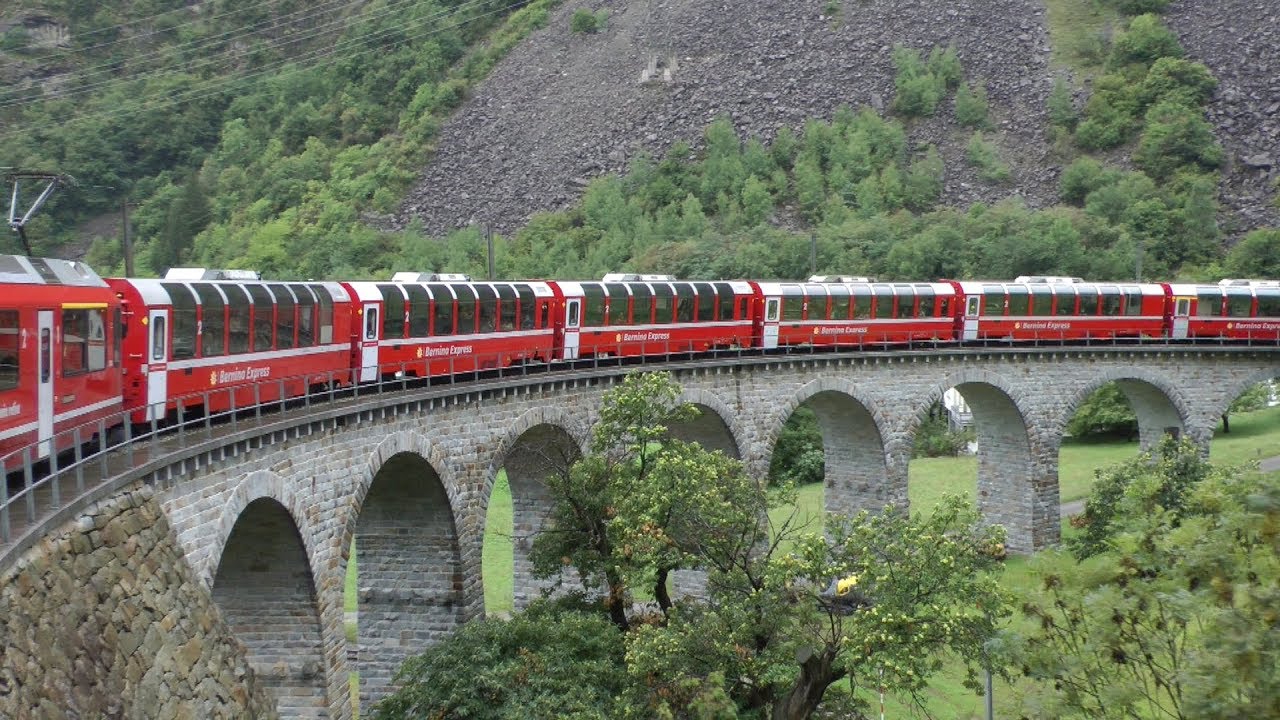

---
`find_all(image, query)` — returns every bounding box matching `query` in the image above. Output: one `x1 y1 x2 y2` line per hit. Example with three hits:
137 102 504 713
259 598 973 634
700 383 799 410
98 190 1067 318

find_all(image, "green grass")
1043 0 1118 76
483 471 514 615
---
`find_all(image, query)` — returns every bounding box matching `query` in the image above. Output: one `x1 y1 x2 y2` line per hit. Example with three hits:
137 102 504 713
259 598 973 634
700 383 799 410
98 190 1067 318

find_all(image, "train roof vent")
601 273 677 282
807 275 876 283
1015 275 1085 284
391 272 473 282
164 267 262 281
1218 278 1280 287
0 255 107 286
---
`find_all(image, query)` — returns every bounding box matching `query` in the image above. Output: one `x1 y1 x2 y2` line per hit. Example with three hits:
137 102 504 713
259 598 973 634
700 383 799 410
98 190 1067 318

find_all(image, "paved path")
1060 454 1280 519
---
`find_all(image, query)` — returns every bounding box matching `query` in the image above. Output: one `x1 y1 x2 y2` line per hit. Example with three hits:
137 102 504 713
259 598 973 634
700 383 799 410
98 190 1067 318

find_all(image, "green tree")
954 80 990 129
1134 101 1223 182
1066 382 1138 439
1223 228 1280 278
149 172 211 274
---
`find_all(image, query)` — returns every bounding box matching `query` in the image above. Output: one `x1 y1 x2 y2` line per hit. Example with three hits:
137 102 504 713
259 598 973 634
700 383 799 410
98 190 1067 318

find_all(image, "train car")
108 270 354 423
753 278 959 349
1165 279 1280 342
951 277 1167 342
0 255 123 469
551 274 756 360
342 274 558 380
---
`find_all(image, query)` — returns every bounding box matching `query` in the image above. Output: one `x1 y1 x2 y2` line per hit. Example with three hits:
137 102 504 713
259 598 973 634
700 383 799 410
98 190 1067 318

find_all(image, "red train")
4 259 1279 469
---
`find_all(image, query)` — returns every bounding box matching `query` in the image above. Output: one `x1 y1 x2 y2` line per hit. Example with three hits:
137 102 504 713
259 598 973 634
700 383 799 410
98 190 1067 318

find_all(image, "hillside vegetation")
0 0 1277 283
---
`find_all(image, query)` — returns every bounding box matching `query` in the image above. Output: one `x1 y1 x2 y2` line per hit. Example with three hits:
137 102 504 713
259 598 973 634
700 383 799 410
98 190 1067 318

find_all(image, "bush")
966 132 1009 183
1134 101 1223 181
1109 13 1182 69
1067 382 1137 439
892 45 946 117
1048 76 1078 131
1059 157 1108 205
1103 0 1171 13
913 404 973 458
570 8 607 33
1224 229 1280 279
955 81 990 128
1137 57 1217 109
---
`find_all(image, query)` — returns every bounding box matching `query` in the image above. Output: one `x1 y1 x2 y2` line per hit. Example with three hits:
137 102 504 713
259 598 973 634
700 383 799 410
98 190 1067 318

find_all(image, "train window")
654 285 675 324
271 284 297 350
830 289 852 320
852 288 872 319
895 288 915 319
1029 285 1052 314
294 285 317 347
41 327 51 382
675 283 697 323
1257 289 1280 317
456 286 478 334
227 285 252 353
379 284 406 339
517 287 536 330
765 298 780 322
717 286 736 321
938 295 951 318
915 287 935 317
149 317 165 363
583 284 607 327
603 283 629 324
1196 291 1221 317
498 285 518 331
982 286 1005 316
694 283 717 322
405 285 431 337
1007 288 1031 316
1078 290 1099 315
1054 288 1077 316
783 295 806 321
1100 287 1122 316
539 300 551 329
476 285 498 333
61 308 107 375
162 283 198 360
738 297 749 322
1122 287 1143 316
804 286 828 320
246 284 275 352
1226 291 1253 318
365 306 379 340
632 284 654 324
193 284 226 357
429 285 456 335
314 286 334 344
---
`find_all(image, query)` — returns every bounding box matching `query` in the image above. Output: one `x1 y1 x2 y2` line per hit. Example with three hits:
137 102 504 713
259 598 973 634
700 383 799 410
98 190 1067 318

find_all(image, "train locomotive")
3 256 1279 468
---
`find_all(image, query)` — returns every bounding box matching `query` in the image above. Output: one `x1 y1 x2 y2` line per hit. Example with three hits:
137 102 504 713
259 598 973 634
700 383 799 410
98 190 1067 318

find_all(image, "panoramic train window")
161 282 198 360
782 294 805 322
516 286 536 330
1100 287 1122 316
915 287 935 317
895 287 915 319
715 284 735 321
1226 291 1253 318
852 287 872 319
653 285 675 324
193 284 226 357
403 285 429 337
4 312 24 385
271 284 297 349
938 295 951 318
603 283 629 325
294 285 317 347
429 285 455 335
498 285 518 331
1054 288 1076 315
830 289 852 320
1028 284 1051 314
583 284 607 327
456 286 477 334
1122 287 1142 316
1197 291 1221 317
693 283 716 322
632 284 654 324
1007 288 1031 316
675 283 697 323
227 285 252 353
982 286 1005 316
1257 289 1280 317
61 308 107 375
1078 289 1099 316
246 284 275 352
476 285 498 333
379 284 406 339
315 286 334 344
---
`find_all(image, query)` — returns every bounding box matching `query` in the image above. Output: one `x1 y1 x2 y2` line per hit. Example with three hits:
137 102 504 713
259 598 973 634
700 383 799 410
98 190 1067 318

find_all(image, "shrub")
1103 0 1171 14
1048 76 1078 130
1134 101 1223 181
927 44 963 90
1137 57 1217 109
1059 157 1108 205
892 45 944 117
1109 13 1182 69
955 80 990 128
570 8 607 33
966 132 1010 184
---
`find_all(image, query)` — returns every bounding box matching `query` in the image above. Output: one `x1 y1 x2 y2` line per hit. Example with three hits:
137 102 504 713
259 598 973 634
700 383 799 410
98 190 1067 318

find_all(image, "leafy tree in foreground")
376 372 1011 719
1013 438 1280 719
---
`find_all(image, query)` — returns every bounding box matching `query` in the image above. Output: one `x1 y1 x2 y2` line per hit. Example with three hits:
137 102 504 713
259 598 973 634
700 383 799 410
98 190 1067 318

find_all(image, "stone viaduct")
1 346 1277 719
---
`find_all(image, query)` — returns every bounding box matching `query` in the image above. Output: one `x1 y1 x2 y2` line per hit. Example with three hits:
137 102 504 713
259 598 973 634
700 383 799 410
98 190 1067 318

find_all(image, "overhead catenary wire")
0 0 528 144
0 0 495 108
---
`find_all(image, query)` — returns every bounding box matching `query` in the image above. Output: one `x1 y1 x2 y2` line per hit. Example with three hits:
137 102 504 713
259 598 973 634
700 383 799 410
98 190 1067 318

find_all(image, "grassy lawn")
482 472 514 615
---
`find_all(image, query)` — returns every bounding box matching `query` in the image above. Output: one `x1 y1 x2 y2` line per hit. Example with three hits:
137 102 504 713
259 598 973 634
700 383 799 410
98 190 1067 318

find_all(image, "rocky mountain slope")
395 0 1278 240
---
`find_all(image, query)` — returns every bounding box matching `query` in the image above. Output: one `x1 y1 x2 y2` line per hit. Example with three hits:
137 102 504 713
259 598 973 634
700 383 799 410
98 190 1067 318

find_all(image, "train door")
36 310 54 458
563 299 581 360
762 297 780 349
146 308 168 422
360 303 380 382
962 295 981 341
1171 297 1191 339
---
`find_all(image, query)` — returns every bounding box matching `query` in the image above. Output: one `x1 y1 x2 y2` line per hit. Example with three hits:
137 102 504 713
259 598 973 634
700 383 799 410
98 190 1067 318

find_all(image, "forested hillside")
1 0 1277 282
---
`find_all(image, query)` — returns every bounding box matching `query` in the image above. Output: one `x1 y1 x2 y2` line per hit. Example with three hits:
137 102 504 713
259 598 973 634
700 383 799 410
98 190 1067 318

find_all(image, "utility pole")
121 197 135 276
484 224 495 280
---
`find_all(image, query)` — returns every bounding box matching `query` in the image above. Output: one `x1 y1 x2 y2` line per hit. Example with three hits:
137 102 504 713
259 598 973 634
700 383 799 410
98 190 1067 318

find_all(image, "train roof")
954 280 1165 293
754 280 953 295
1168 282 1280 295
0 255 107 287
557 279 755 294
345 280 555 303
111 277 351 305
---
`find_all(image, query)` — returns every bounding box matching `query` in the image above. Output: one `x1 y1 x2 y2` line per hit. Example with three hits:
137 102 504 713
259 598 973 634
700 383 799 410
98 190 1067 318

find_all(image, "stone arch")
211 495 328 719
1203 365 1280 426
765 378 898 517
1059 367 1192 449
669 387 744 459
907 369 1042 553
204 469 322 588
488 406 589 610
341 431 465 708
